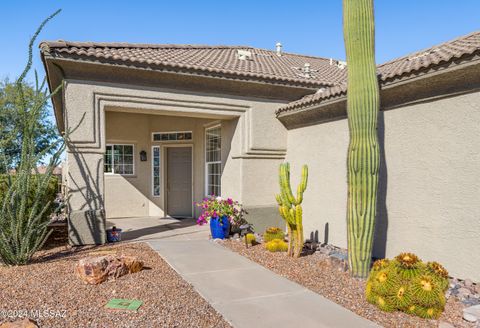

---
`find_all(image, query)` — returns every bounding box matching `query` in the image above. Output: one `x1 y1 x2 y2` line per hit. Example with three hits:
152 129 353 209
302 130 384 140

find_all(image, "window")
104 144 134 175
152 146 161 196
152 131 193 142
205 126 221 196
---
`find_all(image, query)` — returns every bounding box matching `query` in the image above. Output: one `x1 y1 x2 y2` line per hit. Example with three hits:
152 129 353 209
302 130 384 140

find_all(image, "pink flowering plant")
195 196 247 228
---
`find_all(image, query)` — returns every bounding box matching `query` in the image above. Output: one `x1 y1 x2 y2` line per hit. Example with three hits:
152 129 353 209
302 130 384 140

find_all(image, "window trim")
104 143 135 176
151 131 193 142
204 125 222 197
151 145 161 197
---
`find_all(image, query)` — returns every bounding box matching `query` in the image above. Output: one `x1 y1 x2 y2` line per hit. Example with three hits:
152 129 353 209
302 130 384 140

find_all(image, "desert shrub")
263 226 285 243
265 239 288 252
0 174 58 219
0 10 64 265
365 253 449 319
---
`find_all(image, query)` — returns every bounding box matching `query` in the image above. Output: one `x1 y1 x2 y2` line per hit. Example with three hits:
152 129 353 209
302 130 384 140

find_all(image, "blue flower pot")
210 216 230 239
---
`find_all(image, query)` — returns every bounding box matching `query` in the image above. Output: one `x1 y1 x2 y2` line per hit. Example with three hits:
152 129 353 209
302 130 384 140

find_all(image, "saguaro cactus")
275 163 308 258
343 0 381 277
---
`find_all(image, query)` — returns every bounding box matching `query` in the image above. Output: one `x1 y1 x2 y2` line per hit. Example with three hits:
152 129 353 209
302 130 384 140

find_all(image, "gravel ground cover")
0 243 230 328
221 239 473 328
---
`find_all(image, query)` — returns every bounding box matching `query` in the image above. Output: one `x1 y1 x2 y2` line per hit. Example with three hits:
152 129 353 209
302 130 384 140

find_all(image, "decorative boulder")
75 254 143 285
0 319 38 328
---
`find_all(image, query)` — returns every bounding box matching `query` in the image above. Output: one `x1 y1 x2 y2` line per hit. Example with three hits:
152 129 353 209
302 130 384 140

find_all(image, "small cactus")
263 227 285 243
365 252 448 320
244 233 257 246
265 239 288 252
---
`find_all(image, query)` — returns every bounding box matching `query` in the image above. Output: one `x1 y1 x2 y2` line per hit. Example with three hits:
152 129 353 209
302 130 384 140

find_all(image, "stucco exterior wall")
286 91 480 281
63 79 288 239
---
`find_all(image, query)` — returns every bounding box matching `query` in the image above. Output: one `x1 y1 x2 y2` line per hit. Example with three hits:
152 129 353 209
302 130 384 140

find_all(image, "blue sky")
1 0 479 84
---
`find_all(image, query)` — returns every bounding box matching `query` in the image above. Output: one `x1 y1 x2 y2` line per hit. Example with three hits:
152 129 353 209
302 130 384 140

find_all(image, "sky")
1 0 480 81
0 0 479 102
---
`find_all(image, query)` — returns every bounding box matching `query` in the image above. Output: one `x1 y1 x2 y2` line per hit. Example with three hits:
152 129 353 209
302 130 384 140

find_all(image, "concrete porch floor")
106 216 210 242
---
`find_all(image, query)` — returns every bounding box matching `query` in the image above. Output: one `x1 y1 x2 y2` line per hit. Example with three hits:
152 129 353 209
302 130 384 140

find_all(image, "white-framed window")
205 125 221 196
104 144 134 175
152 131 193 142
152 146 161 197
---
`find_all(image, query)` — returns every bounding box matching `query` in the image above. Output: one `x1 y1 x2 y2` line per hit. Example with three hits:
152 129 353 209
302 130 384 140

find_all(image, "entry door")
166 147 193 218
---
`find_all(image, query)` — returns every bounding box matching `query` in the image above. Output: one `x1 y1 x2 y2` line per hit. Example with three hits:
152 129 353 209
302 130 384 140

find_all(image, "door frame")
163 144 194 218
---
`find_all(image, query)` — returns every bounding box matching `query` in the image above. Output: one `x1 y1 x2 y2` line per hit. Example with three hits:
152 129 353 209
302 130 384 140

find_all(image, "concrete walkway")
148 239 379 328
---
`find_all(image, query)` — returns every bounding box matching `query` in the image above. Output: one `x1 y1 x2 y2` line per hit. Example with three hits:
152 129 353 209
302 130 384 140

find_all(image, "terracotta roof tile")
277 30 480 114
40 41 347 87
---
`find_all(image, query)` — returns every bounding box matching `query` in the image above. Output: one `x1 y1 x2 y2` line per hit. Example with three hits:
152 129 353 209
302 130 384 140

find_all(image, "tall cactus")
275 163 308 258
343 0 380 277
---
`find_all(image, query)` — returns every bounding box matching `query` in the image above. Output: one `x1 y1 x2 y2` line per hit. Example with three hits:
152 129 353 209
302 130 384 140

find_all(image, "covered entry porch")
104 109 233 220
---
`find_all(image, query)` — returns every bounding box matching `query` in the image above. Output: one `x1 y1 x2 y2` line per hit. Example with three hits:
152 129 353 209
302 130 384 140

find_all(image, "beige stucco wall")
286 91 480 281
63 79 288 232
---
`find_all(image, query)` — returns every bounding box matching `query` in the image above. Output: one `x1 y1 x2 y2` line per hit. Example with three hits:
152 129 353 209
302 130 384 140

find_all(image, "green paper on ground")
105 298 143 311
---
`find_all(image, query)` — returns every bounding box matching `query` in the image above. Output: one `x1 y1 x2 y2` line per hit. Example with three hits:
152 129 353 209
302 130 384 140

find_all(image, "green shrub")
263 227 285 243
365 253 449 319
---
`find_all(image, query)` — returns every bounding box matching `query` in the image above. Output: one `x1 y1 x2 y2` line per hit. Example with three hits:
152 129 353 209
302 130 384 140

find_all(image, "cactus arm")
294 205 303 258
344 0 380 278
280 164 296 205
275 194 282 206
300 165 308 192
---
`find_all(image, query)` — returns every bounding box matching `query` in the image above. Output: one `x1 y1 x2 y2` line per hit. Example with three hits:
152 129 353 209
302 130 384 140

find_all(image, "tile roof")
277 30 480 114
40 41 347 87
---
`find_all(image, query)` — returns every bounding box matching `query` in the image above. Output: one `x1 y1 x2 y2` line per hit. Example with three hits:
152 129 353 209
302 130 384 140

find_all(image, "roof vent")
237 49 252 60
276 42 282 56
329 58 347 69
303 63 311 77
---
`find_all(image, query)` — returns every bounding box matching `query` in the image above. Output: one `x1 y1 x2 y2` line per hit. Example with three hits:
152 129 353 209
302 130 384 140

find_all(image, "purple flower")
227 198 233 205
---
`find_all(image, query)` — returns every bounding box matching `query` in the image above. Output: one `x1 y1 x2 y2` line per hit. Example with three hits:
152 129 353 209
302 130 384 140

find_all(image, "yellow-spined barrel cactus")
265 239 288 252
245 233 257 246
365 253 449 319
263 227 285 243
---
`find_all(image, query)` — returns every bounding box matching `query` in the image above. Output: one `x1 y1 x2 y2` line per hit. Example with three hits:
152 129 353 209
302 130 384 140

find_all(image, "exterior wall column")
63 81 106 245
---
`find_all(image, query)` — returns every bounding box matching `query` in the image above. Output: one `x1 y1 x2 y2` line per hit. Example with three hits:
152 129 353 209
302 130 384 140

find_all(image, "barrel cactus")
365 253 449 319
263 227 285 243
275 163 308 257
265 239 288 253
343 0 381 277
244 233 257 246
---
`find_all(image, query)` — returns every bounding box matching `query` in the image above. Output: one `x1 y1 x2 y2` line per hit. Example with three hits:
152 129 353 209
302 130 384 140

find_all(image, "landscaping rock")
458 287 472 298
475 284 480 295
326 255 348 272
438 321 455 328
463 304 480 323
75 254 143 285
0 319 38 328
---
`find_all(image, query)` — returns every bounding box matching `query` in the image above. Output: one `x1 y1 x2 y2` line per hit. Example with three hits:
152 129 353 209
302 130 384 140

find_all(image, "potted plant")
195 196 246 239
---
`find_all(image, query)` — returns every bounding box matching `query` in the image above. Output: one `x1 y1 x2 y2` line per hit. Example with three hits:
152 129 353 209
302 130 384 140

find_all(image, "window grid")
152 146 161 196
205 126 221 196
152 131 193 142
104 144 134 175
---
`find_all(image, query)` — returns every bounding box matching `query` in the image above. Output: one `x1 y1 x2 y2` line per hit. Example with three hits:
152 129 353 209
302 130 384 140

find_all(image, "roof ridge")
39 40 255 50
39 40 343 62
378 30 480 67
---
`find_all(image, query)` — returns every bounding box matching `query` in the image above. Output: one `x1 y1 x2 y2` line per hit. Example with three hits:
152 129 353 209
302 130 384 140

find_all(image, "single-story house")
40 31 480 281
